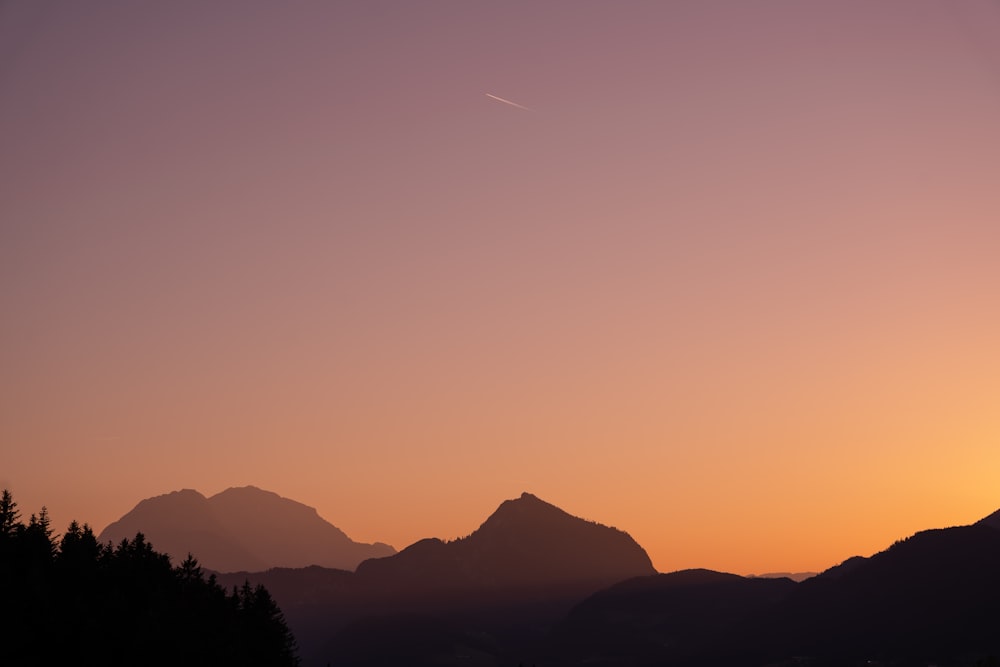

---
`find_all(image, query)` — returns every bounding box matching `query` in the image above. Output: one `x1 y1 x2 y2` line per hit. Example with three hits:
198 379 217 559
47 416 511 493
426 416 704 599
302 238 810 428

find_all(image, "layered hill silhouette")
549 508 1000 666
549 569 798 665
198 491 1000 666
98 486 394 572
757 521 1000 664
216 491 655 665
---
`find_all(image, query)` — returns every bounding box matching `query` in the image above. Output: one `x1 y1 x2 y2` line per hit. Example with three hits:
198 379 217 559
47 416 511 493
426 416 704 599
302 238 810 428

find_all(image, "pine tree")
247 583 300 664
57 520 101 568
178 553 203 582
0 489 19 537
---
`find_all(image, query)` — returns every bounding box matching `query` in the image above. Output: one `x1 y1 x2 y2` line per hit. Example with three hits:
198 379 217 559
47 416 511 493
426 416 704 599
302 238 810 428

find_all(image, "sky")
2 0 999 575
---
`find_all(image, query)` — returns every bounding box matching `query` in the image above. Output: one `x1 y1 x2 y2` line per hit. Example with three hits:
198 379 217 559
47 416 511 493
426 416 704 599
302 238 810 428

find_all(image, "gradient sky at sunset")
3 1 1000 575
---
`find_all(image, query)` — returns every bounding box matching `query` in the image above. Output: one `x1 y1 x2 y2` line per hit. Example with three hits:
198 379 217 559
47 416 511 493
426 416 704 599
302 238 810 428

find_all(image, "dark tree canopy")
0 490 299 666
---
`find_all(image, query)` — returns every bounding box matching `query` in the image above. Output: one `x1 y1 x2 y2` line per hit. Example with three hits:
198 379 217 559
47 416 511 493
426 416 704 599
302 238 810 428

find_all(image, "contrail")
485 93 532 111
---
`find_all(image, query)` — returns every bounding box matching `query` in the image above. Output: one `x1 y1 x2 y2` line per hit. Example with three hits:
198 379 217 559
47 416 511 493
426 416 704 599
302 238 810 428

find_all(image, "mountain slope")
761 523 1000 663
550 522 1000 666
977 506 1000 531
98 486 395 572
549 569 797 666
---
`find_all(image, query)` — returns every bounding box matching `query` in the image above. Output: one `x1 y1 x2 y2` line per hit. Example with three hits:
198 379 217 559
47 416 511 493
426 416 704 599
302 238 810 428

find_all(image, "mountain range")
100 487 1000 666
97 486 394 572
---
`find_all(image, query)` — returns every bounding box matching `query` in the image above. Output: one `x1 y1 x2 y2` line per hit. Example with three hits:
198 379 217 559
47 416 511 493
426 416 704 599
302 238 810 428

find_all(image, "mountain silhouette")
355 491 655 593
98 486 394 572
550 520 1000 666
760 522 1000 664
549 569 797 666
316 492 656 666
217 491 655 665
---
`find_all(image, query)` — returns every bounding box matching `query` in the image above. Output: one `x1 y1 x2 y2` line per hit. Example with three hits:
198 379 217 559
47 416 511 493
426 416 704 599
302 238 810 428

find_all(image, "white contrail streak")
485 93 532 111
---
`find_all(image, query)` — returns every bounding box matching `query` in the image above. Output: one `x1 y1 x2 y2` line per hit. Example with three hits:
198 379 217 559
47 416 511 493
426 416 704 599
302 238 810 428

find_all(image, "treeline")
0 490 299 666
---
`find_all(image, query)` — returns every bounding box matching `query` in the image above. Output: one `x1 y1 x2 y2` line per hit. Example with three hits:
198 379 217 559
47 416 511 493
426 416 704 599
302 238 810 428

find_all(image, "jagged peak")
480 492 590 531
164 488 205 498
496 491 564 512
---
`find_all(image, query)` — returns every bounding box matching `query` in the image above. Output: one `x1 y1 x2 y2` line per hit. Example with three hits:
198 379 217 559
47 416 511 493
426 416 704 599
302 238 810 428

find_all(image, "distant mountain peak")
357 492 655 591
141 488 206 502
479 491 574 527
99 486 395 572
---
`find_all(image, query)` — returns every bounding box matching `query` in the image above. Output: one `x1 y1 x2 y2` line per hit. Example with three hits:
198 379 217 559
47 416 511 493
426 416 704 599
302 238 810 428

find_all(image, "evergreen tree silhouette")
0 489 300 666
0 490 19 537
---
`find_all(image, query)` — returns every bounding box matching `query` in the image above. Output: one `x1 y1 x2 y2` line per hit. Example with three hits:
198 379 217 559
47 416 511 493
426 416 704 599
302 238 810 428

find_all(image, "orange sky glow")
2 1 999 575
